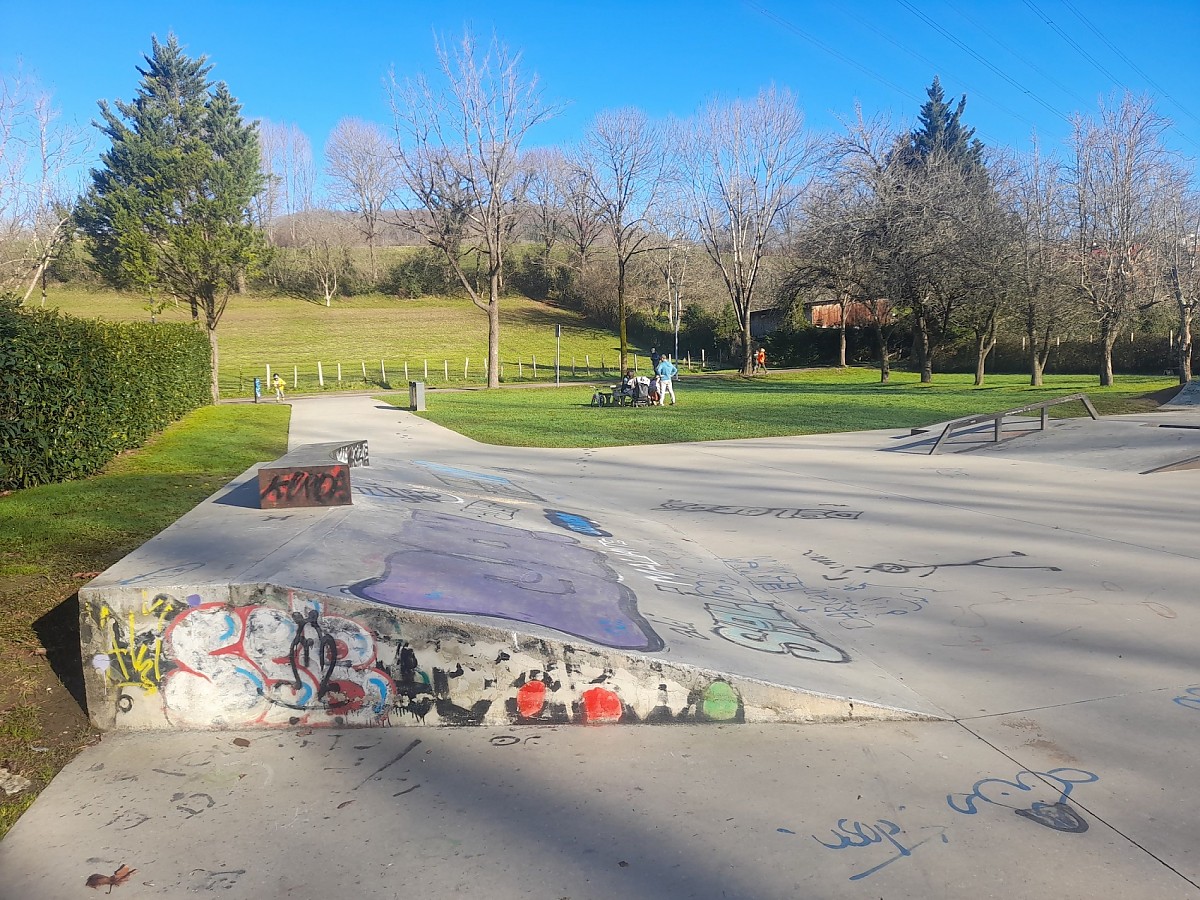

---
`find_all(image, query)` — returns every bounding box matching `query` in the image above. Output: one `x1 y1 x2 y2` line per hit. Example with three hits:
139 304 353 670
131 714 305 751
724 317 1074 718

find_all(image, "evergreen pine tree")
77 35 265 402
894 76 986 178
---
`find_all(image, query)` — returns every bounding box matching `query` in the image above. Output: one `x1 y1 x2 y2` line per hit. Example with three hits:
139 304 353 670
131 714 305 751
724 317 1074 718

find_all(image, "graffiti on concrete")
544 509 611 538
352 510 663 652
726 558 932 629
804 549 1061 583
657 499 863 520
507 670 744 725
259 466 351 508
657 575 849 663
1014 802 1089 833
93 592 195 694
331 440 369 468
353 483 461 504
947 767 1098 832
811 817 949 881
413 461 544 502
1173 687 1200 711
461 499 519 520
162 598 394 727
86 584 775 728
597 537 689 587
646 614 711 642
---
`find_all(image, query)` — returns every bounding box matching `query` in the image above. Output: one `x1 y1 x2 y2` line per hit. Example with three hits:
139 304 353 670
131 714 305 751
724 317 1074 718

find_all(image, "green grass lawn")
42 286 674 397
0 403 290 836
390 369 1180 448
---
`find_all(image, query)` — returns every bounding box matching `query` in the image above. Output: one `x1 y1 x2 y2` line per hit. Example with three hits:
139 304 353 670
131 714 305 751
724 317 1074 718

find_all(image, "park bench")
916 393 1099 455
257 439 369 509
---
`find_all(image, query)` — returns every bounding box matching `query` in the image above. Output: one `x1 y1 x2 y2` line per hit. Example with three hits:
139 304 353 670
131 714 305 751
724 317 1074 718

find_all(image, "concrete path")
4 389 1200 898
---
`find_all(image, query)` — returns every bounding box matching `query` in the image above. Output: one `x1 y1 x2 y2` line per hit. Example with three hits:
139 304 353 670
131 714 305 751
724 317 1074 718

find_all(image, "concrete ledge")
78 581 934 731
257 440 369 509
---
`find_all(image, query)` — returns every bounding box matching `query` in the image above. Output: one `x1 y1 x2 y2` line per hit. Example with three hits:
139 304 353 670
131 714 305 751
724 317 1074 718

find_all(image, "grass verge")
389 369 1180 447
0 404 289 837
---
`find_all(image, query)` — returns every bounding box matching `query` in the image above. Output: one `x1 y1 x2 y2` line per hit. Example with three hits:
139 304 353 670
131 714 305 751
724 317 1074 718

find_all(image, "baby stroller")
627 375 653 408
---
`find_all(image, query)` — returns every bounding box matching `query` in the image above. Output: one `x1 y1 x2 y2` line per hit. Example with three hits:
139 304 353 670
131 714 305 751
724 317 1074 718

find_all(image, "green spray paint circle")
701 681 739 721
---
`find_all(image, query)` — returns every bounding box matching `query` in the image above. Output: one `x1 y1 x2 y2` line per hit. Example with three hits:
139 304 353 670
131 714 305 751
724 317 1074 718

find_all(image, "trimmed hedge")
0 306 211 489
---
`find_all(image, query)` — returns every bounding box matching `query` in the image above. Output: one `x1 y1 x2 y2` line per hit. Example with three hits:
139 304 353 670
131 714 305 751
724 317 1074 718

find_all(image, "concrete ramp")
80 455 935 731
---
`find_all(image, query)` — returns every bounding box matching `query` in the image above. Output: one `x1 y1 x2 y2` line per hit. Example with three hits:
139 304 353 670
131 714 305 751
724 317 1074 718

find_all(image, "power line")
744 1 924 106
1020 0 1124 86
1022 0 1199 150
896 0 1070 123
1057 0 1200 129
830 0 1036 133
942 0 1090 108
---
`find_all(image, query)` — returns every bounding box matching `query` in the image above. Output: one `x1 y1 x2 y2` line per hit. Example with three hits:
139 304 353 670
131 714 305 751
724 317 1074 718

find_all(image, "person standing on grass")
650 347 662 372
754 347 767 374
273 373 286 401
655 354 678 406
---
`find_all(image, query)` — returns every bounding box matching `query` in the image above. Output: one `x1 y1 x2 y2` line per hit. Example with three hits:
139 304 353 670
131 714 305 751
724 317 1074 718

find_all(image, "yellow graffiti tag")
102 592 186 693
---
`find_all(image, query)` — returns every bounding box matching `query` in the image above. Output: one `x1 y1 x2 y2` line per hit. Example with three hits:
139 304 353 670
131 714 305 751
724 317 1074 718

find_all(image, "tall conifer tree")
77 35 265 401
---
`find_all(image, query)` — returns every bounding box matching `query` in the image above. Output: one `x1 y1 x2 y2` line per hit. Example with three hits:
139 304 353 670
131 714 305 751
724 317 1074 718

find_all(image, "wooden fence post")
317 361 324 387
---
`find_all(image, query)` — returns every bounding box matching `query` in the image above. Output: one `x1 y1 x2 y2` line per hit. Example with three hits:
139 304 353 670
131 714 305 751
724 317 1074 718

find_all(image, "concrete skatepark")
3 383 1200 898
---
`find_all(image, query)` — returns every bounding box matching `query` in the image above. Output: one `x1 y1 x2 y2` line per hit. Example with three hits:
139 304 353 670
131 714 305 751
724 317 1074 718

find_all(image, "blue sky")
2 0 1197 168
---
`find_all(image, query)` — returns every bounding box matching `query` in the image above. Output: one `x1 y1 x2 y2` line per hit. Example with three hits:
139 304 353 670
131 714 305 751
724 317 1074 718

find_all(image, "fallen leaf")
73 571 103 579
232 738 251 748
337 800 355 809
86 863 137 892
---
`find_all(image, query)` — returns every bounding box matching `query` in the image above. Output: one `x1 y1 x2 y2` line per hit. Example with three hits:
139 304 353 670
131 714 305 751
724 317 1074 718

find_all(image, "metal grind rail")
921 393 1099 455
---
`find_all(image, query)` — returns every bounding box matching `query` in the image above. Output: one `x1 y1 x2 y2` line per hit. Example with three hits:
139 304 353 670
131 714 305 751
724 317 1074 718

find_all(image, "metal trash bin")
408 381 426 412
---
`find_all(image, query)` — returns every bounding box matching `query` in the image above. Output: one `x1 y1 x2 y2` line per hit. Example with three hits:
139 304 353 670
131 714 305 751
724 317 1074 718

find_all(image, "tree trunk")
1029 330 1044 387
874 322 890 384
1099 321 1117 387
617 255 628 372
1179 313 1193 385
838 319 847 368
488 271 501 388
973 332 996 387
741 314 753 376
915 316 933 383
208 325 220 404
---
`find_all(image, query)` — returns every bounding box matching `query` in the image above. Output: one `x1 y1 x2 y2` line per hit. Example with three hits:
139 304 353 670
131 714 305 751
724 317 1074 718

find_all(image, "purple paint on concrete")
351 510 663 652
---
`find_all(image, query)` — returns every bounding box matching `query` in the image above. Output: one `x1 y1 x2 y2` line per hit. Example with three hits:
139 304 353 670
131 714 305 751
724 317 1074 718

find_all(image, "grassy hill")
42 287 680 397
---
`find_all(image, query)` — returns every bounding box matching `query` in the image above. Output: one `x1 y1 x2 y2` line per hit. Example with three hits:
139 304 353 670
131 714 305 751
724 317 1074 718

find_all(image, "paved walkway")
3 391 1200 898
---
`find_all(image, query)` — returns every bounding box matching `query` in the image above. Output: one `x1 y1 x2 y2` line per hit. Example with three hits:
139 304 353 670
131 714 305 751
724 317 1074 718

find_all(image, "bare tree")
1068 94 1174 386
389 31 555 388
579 108 668 369
256 120 315 246
558 157 604 276
0 69 89 304
1009 142 1078 385
1160 184 1199 384
797 112 906 381
325 117 397 283
282 208 358 305
522 147 567 264
680 87 815 374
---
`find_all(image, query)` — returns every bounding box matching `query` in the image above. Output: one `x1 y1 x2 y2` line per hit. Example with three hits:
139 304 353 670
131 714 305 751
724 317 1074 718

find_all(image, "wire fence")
220 348 718 398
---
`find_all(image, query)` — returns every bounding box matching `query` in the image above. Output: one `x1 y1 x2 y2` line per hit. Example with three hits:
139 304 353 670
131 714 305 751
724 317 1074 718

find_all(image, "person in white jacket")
655 355 678 406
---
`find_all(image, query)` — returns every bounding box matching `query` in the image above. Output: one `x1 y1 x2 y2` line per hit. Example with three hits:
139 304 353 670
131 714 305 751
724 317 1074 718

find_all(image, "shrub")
0 306 211 489
379 248 461 299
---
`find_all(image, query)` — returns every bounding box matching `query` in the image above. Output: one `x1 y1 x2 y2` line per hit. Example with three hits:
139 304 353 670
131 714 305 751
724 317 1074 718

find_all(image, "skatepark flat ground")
3 386 1200 899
